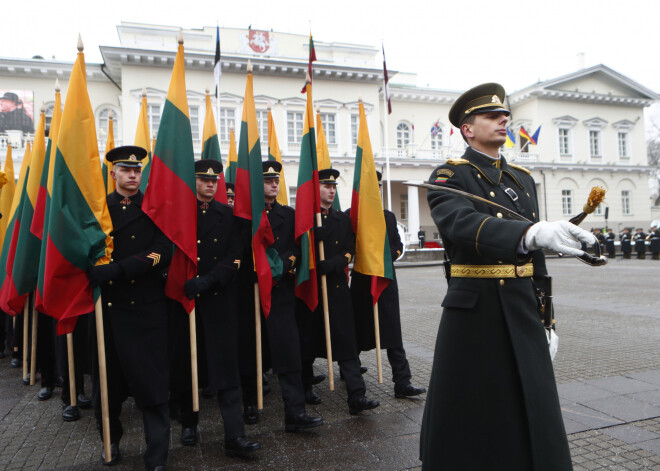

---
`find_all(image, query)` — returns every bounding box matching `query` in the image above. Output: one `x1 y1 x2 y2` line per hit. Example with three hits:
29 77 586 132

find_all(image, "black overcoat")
100 190 172 408
297 208 358 362
420 147 573 471
350 209 404 351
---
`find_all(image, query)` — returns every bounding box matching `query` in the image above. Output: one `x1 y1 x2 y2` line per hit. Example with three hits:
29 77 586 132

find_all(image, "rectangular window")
561 189 573 216
431 133 443 149
618 132 630 159
594 204 603 216
400 194 408 221
621 190 631 215
189 106 200 144
287 111 304 143
219 108 234 143
351 114 359 147
148 104 161 137
289 186 297 209
589 130 601 157
558 128 570 155
256 110 268 143
320 113 336 144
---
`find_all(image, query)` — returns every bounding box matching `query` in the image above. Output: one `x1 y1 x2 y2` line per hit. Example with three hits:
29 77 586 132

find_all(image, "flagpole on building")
382 41 392 211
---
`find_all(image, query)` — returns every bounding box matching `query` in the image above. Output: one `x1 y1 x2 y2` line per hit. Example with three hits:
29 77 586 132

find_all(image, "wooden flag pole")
22 297 29 382
29 303 38 386
94 296 112 464
373 302 383 384
189 308 199 412
315 213 334 391
254 282 263 410
66 333 77 406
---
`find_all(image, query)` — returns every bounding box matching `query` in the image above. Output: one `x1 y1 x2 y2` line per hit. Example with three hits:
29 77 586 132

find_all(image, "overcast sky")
2 0 659 112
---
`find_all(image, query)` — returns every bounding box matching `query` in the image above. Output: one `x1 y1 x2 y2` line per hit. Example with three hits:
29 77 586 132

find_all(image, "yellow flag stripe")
242 73 260 152
166 44 190 119
26 111 47 208
268 110 287 205
46 91 62 196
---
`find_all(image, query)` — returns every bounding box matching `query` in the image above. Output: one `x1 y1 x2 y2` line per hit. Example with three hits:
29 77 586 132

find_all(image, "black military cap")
376 170 384 186
262 160 282 177
0 92 20 104
318 168 340 184
225 182 235 196
195 159 223 179
106 145 146 167
449 83 510 128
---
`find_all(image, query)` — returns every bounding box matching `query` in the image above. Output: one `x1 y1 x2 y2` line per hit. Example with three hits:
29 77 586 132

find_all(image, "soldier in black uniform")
239 161 323 431
297 168 380 415
420 83 595 471
605 228 616 259
225 182 235 207
620 228 632 259
633 228 646 259
417 227 426 249
350 172 426 400
88 146 172 470
649 225 660 260
168 160 261 457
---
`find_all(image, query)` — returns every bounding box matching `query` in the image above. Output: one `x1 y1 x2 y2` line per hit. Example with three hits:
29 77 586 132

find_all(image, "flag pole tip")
178 29 184 45
315 103 320 113
142 87 147 98
108 109 113 119
305 71 311 84
41 102 46 113
205 86 210 95
358 95 363 103
267 100 271 111
247 59 253 73
55 78 60 92
77 34 84 52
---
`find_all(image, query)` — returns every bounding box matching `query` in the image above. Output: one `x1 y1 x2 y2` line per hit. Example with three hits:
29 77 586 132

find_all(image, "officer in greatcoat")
297 168 380 415
88 146 172 470
169 160 261 458
350 172 426 400
649 225 660 260
238 161 323 431
620 228 632 258
605 228 616 258
420 83 596 471
633 228 646 259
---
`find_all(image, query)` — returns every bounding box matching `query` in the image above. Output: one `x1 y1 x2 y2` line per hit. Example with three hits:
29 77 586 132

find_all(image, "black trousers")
178 386 245 441
243 371 306 418
37 312 57 387
57 314 91 404
338 358 366 406
387 347 412 389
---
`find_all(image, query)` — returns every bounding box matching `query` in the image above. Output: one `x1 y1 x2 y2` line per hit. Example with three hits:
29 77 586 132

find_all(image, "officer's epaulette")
508 163 531 175
446 158 470 166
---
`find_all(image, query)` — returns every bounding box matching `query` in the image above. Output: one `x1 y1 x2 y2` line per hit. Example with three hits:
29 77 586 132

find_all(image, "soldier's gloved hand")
184 275 214 299
88 263 121 287
524 221 597 256
313 225 327 242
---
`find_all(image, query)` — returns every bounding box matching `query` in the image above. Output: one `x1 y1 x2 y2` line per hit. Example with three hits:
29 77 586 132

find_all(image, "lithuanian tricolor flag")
267 107 287 205
294 80 320 311
101 113 116 194
0 145 17 249
38 45 114 335
136 90 152 192
0 106 48 315
225 127 237 184
316 111 340 210
351 101 392 303
201 90 228 204
142 37 197 314
0 143 30 314
234 63 279 317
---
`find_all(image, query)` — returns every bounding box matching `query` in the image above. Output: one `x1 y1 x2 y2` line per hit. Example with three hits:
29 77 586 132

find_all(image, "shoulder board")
508 163 531 175
446 158 470 166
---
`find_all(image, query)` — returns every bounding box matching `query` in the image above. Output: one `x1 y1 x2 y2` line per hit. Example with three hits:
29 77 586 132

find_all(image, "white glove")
524 221 597 256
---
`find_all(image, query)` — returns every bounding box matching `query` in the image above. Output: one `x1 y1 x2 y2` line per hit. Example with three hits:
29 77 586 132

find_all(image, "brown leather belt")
450 263 534 278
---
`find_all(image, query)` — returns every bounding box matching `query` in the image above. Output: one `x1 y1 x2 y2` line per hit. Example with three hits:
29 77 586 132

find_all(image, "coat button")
202 210 206 214
108 280 113 285
266 210 270 214
196 293 200 297
213 292 218 296
276 236 280 240
110 258 114 262
335 240 339 244
197 257 201 261
213 238 218 243
122 206 127 210
107 302 112 307
526 192 530 198
498 261 503 264
130 279 135 284
197 240 201 244
130 235 135 240
110 236 114 240
477 174 482 179
130 300 135 305
213 256 217 260
533 212 536 218
490 191 495 197
496 212 503 218
336 285 340 288
499 279 505 286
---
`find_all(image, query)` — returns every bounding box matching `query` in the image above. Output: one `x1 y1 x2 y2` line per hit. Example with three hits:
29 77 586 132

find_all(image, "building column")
408 184 420 245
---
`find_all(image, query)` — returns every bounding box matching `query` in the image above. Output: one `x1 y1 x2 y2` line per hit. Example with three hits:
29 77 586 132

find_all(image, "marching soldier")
88 146 172 470
298 168 380 415
420 83 595 470
620 228 632 259
169 159 261 458
649 225 660 260
350 172 426 401
605 228 616 259
633 228 646 259
238 161 323 431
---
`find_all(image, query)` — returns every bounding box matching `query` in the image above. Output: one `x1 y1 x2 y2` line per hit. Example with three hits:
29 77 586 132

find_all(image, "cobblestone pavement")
0 257 659 470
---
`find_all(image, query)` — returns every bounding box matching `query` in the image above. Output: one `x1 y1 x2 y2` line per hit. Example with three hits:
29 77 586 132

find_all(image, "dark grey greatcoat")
297 208 358 362
100 190 172 408
420 147 573 471
350 209 404 351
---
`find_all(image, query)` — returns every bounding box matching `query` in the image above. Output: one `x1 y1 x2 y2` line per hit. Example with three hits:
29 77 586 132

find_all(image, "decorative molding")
612 119 636 131
583 117 608 130
552 115 579 128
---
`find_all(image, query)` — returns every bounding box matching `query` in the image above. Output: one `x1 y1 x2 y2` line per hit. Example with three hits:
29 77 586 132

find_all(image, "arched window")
97 106 121 150
396 122 410 149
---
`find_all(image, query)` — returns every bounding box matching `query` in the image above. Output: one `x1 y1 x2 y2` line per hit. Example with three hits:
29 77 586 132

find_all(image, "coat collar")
463 147 524 189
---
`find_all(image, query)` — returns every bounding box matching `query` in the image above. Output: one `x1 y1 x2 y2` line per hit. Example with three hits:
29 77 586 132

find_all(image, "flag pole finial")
142 87 147 98
205 86 210 95
247 59 253 73
77 34 84 52
41 102 46 113
55 78 61 93
108 109 113 119
358 95 363 103
305 71 311 84
230 120 234 131
267 100 271 111
315 103 320 113
178 28 184 45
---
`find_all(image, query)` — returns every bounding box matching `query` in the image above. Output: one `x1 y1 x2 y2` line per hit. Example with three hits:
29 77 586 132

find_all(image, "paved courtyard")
1 257 660 470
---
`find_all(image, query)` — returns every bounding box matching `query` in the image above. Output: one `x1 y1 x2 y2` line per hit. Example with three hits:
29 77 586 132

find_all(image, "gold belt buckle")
515 265 526 277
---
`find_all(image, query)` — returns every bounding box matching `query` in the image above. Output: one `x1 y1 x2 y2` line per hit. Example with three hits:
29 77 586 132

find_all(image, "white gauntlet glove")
524 221 597 256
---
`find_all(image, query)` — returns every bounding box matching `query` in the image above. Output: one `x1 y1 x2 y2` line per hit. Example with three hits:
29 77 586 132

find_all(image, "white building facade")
0 23 657 244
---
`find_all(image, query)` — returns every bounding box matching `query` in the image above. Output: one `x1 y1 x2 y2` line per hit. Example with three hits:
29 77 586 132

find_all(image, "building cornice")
387 84 459 104
0 56 109 82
